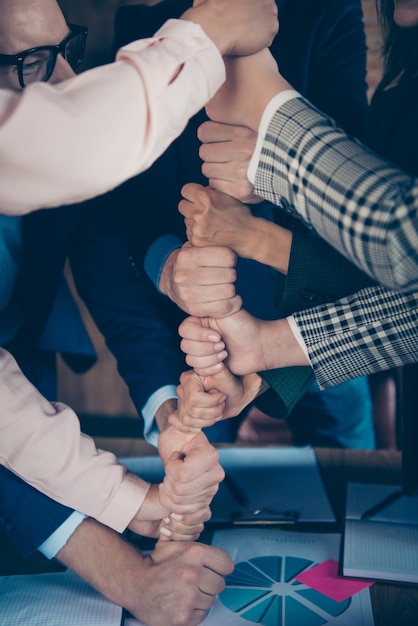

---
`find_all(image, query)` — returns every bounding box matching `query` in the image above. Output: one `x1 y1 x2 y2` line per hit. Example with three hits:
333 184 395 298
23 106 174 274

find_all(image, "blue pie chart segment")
250 556 282 582
242 595 282 626
221 589 271 613
286 597 327 625
220 555 351 625
294 588 351 617
227 560 277 587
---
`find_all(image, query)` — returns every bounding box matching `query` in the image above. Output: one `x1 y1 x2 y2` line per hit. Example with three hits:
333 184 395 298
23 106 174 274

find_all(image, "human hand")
179 183 260 257
180 182 293 272
58 518 233 626
198 121 262 204
173 366 262 431
159 241 242 318
178 311 268 376
181 0 278 57
128 482 210 542
137 540 234 626
157 424 224 517
179 310 309 376
205 49 291 132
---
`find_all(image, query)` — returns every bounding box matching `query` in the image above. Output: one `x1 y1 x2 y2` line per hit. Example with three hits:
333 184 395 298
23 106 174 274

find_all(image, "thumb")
168 449 187 464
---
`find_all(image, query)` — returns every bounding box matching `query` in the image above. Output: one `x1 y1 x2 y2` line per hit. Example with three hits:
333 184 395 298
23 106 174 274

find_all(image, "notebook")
342 482 418 583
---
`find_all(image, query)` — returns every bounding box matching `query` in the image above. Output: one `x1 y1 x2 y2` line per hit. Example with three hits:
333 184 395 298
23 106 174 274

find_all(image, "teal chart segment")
220 556 351 626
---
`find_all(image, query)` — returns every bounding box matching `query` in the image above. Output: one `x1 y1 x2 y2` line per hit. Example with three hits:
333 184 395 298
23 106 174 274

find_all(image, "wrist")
128 484 168 536
256 221 292 274
235 217 266 260
180 7 229 56
158 249 179 298
224 372 263 418
262 318 309 370
242 373 264 405
155 398 178 433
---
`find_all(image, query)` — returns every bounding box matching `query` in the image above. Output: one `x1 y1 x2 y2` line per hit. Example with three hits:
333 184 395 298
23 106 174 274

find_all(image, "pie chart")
220 555 351 625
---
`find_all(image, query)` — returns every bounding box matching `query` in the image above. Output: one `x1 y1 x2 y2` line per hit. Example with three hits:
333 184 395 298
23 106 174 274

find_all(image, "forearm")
215 313 309 376
252 218 292 274
56 518 148 616
0 464 76 558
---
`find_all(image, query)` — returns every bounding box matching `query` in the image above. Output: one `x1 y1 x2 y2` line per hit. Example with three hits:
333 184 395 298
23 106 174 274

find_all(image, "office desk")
1 442 417 626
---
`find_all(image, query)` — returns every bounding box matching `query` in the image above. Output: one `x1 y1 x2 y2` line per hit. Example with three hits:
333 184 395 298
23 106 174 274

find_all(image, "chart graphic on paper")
205 529 374 626
220 555 350 626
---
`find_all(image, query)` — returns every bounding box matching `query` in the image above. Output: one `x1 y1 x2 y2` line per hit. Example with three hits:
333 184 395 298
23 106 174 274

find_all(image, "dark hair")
377 0 418 87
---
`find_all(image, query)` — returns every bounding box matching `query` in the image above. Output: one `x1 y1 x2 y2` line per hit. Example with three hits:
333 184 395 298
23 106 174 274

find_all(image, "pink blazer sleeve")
0 348 150 532
0 19 224 215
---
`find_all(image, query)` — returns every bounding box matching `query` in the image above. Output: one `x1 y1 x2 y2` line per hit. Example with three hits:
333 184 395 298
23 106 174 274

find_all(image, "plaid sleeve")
253 97 418 293
293 286 418 388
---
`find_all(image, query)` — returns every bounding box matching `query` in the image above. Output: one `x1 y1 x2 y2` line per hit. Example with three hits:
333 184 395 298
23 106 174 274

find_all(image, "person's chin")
394 1 418 28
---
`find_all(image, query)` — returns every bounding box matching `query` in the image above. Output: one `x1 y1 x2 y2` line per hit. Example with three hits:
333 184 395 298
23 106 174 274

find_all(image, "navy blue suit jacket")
0 465 73 558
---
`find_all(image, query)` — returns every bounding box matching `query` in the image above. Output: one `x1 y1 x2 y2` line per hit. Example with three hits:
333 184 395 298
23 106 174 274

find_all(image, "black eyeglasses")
0 24 88 89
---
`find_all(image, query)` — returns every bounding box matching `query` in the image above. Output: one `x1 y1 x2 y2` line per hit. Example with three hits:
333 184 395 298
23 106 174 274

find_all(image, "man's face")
0 0 75 90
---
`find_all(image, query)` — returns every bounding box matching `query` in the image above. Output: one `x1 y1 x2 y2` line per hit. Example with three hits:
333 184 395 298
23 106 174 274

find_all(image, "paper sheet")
0 570 122 626
204 528 374 626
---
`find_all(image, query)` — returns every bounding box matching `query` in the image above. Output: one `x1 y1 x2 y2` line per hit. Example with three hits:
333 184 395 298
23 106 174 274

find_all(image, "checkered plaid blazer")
254 96 418 294
254 97 418 387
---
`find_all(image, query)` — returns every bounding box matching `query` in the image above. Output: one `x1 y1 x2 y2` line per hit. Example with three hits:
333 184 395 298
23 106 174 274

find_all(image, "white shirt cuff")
142 385 178 447
248 90 300 184
38 511 87 559
286 315 311 364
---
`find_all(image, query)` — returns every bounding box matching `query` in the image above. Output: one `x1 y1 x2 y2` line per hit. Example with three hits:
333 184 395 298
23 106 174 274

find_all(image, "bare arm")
57 517 233 626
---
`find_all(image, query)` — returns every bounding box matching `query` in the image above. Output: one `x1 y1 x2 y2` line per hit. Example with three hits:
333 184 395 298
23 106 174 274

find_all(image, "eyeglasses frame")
0 23 88 88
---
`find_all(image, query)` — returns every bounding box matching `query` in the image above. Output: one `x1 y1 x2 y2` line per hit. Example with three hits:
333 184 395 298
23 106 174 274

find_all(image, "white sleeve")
247 90 300 184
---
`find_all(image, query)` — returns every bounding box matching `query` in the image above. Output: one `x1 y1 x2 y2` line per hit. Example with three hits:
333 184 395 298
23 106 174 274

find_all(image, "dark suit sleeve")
0 465 74 558
69 199 186 424
256 229 376 419
274 231 377 315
